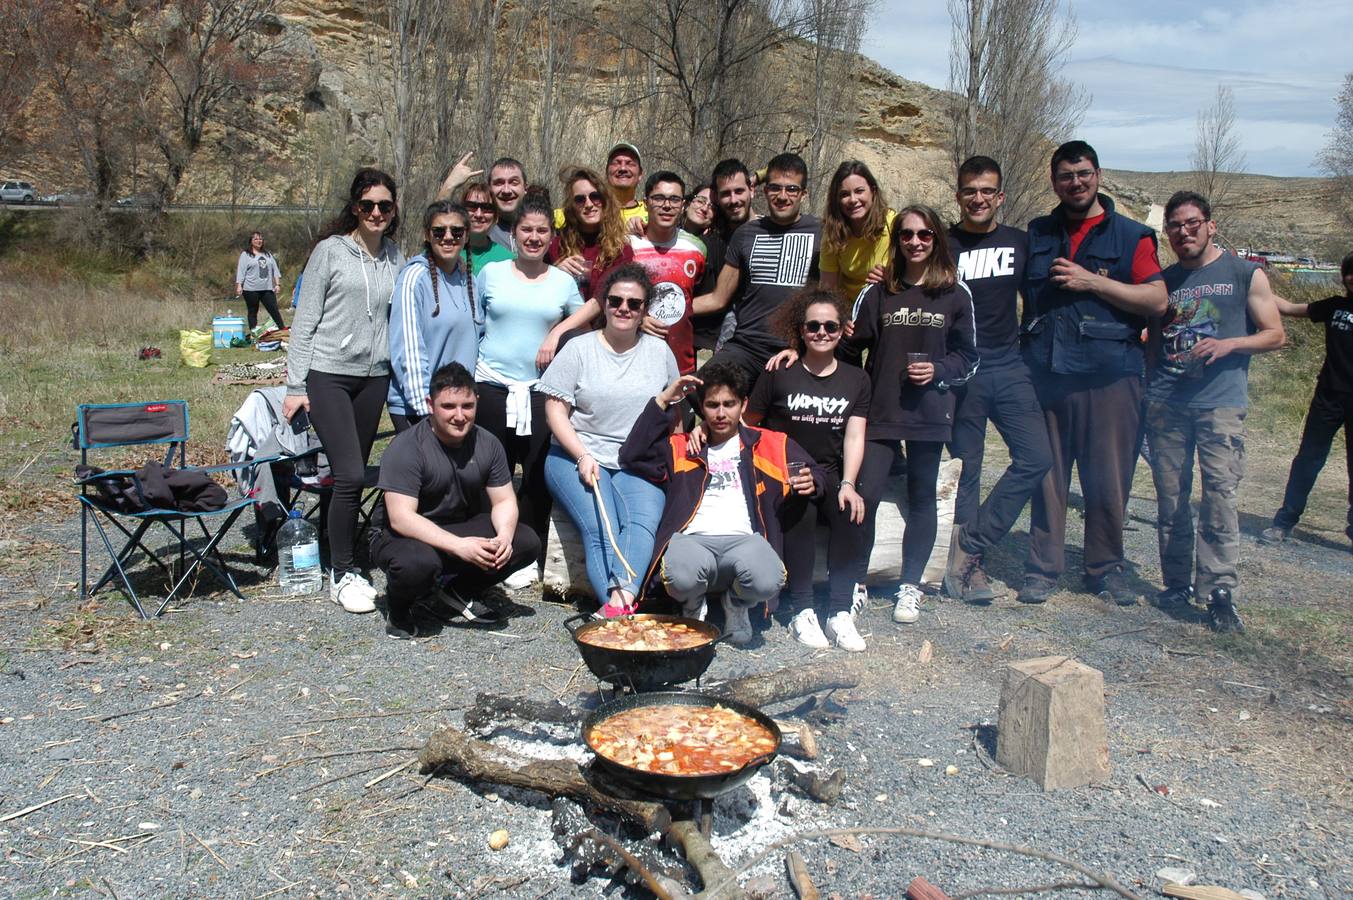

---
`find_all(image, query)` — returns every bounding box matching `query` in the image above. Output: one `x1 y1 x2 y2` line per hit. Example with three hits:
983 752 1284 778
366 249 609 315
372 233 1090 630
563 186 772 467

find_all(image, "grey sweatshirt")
235 251 281 292
286 234 404 394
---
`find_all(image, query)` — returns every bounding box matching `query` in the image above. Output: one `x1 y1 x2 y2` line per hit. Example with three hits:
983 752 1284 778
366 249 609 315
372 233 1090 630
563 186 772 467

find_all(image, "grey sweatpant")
660 532 786 608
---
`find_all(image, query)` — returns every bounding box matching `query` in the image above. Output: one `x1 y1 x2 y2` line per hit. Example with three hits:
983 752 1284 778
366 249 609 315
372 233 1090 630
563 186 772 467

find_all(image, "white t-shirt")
684 436 753 536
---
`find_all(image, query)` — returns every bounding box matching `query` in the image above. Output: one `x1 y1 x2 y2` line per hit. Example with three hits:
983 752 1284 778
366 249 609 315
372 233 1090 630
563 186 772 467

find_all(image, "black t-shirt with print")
724 214 821 352
375 419 511 528
1308 294 1353 393
947 223 1027 370
748 361 871 472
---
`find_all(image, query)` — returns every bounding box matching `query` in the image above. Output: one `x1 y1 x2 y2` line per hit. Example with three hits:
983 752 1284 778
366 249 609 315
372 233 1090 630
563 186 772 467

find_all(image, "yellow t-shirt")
819 208 896 302
552 203 648 229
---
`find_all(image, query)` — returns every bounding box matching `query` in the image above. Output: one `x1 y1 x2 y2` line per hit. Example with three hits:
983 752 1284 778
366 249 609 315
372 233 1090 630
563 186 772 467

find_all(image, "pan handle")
563 613 592 637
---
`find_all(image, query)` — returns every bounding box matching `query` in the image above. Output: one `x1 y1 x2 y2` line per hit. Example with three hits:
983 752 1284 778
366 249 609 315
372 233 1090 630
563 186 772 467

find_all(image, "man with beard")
1018 140 1167 607
943 156 1054 603
434 154 526 251
693 153 820 381
1144 191 1283 633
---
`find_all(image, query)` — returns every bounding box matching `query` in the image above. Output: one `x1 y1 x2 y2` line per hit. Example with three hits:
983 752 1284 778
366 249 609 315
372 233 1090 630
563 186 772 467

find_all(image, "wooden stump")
996 656 1109 790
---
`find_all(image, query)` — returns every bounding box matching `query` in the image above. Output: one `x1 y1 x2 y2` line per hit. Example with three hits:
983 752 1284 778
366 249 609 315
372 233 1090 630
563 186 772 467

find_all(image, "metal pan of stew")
564 613 729 691
581 691 781 800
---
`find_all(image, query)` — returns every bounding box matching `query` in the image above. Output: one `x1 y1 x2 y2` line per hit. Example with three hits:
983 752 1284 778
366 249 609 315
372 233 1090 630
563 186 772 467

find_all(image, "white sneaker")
789 608 830 649
720 592 753 645
331 570 377 614
680 597 708 621
824 611 866 652
850 583 869 617
503 565 538 591
892 583 921 624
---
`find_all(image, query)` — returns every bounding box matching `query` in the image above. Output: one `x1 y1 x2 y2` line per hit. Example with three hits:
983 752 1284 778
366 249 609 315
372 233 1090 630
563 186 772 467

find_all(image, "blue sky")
863 1 1348 177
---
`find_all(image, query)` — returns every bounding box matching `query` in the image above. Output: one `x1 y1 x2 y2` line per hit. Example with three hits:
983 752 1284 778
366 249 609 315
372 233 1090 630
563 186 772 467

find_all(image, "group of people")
275 136 1353 647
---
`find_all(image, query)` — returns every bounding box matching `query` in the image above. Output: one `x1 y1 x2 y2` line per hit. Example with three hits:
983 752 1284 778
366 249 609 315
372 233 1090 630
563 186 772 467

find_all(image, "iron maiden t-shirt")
748 361 871 472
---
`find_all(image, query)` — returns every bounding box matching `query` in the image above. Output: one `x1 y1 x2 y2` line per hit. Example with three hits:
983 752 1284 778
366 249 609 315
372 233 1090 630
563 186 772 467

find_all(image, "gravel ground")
1 457 1350 899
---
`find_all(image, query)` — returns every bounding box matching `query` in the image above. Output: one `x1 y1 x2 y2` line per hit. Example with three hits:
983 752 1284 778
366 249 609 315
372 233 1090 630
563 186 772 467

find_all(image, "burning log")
417 725 671 834
551 798 690 898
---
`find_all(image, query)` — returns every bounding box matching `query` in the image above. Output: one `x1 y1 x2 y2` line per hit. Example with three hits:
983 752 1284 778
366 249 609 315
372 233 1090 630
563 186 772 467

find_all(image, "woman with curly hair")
819 160 895 303
548 166 632 301
747 288 872 650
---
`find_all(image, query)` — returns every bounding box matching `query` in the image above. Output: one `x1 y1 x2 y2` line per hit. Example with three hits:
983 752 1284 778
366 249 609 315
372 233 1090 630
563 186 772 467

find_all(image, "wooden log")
905 876 952 900
786 851 820 900
1162 887 1250 900
418 725 670 834
670 819 746 900
705 659 862 709
996 656 1110 790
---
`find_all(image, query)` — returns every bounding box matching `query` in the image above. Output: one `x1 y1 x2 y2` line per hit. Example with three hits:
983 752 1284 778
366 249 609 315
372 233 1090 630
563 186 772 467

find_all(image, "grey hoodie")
286 234 404 394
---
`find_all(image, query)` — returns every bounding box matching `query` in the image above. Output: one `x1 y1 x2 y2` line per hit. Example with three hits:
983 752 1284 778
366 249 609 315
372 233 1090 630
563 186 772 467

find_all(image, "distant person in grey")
235 231 285 331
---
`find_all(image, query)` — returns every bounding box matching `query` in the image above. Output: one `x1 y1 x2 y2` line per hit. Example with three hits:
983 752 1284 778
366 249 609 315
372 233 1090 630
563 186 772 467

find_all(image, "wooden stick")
364 758 416 789
950 881 1103 898
786 851 819 900
670 819 746 900
0 792 78 823
907 876 952 900
188 831 229 870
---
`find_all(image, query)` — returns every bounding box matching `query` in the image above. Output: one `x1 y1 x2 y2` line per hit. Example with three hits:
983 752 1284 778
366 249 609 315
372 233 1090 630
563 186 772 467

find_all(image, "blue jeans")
544 445 665 599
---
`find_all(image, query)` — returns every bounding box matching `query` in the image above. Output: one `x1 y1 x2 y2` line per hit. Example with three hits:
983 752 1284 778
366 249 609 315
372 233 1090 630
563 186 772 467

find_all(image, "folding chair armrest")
191 456 284 476
76 468 138 485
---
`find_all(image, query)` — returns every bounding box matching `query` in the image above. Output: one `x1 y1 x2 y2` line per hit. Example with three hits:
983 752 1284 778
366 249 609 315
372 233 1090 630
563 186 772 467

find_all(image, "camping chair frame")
75 401 274 619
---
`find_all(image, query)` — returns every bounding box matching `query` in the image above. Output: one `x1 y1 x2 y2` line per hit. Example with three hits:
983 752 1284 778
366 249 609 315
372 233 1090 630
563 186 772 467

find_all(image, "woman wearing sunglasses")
820 160 895 302
388 201 482 434
538 264 680 617
473 189 584 562
549 167 632 302
747 288 872 650
847 205 978 626
284 167 405 614
460 182 513 273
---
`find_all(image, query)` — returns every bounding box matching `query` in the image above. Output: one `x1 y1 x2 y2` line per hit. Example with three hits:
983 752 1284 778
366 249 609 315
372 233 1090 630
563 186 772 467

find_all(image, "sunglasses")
899 228 935 242
356 199 395 215
803 320 841 334
430 225 466 242
606 295 645 312
573 191 605 207
464 200 495 213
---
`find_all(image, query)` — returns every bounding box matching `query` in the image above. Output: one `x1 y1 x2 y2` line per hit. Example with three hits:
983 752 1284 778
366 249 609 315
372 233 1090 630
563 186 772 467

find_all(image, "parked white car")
1 181 36 203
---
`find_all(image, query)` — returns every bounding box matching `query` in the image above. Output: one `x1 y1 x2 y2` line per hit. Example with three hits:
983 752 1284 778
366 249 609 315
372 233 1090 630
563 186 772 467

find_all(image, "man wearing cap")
554 142 649 230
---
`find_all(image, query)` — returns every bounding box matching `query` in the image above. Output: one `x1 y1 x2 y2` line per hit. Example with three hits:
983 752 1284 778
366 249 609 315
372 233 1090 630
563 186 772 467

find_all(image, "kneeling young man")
620 362 823 643
370 362 541 638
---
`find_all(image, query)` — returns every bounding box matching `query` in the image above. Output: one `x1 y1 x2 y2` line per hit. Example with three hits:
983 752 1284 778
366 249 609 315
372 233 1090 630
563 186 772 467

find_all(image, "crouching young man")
620 362 823 644
369 362 541 639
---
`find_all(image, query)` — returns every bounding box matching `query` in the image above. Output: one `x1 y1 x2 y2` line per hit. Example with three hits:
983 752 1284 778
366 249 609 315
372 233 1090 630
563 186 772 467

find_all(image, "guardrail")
1 201 324 213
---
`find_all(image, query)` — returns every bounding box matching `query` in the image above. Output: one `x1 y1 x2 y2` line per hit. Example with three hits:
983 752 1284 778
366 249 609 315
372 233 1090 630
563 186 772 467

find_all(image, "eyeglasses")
356 199 395 215
1054 168 1097 185
573 191 605 208
764 182 804 197
1164 217 1209 234
898 228 935 242
803 320 841 334
430 225 467 242
959 187 1000 198
647 194 684 208
464 201 495 213
687 195 711 208
606 295 645 311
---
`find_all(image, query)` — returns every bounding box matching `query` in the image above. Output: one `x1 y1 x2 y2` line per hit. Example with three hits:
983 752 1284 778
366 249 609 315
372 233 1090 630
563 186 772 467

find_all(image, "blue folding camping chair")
74 400 274 618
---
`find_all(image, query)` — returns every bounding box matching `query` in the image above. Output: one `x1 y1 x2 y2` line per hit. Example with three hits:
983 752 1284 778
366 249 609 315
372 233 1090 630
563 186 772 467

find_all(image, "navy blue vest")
1022 194 1157 377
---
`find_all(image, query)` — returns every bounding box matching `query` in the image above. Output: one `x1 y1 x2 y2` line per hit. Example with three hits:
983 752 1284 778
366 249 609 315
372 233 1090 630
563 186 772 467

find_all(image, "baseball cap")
606 142 643 170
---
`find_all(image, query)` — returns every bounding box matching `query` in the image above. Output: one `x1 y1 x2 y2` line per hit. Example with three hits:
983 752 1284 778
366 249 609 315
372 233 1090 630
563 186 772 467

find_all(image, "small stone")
138 822 161 831
488 829 509 851
917 758 934 767
189 788 203 800
1198 797 1221 808
158 642 171 651
945 765 959 776
1156 867 1196 886
1238 710 1251 721
485 792 500 803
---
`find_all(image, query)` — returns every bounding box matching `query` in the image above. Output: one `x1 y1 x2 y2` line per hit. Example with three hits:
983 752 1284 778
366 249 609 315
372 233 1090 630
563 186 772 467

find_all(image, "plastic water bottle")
276 510 322 594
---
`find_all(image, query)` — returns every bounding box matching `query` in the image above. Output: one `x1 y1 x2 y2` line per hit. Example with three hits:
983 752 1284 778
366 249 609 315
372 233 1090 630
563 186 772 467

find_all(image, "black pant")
306 371 388 573
1274 385 1353 537
242 289 285 331
474 382 551 546
949 366 1053 555
859 439 944 585
708 339 772 385
390 412 424 434
781 468 870 615
369 514 541 617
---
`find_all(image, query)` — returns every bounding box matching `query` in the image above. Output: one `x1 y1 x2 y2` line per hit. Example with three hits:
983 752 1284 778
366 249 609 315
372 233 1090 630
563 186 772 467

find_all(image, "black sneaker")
1152 585 1195 610
1017 573 1057 604
1087 567 1138 607
1258 525 1290 545
385 612 431 640
432 584 502 624
1206 587 1245 634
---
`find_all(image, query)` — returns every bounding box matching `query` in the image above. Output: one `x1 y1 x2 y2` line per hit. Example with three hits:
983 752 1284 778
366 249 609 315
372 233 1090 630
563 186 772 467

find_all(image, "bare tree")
1317 71 1353 230
802 0 875 198
0 0 42 168
947 0 1089 226
1191 85 1246 232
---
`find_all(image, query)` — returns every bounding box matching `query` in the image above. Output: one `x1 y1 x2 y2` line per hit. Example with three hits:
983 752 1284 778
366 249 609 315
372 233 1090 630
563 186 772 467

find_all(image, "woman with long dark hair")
284 168 404 613
388 200 481 433
749 288 871 650
235 231 285 331
847 205 978 626
819 160 894 303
